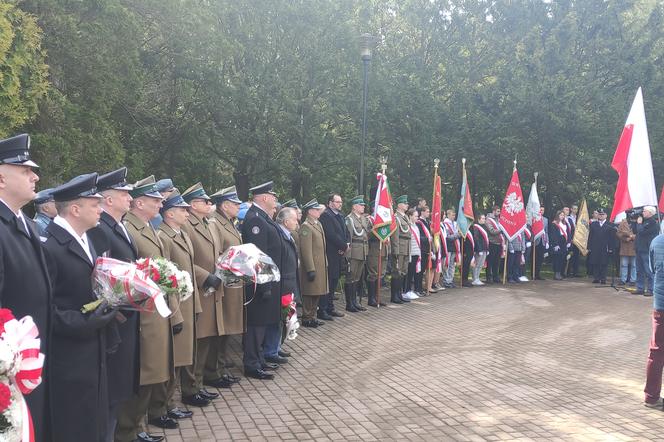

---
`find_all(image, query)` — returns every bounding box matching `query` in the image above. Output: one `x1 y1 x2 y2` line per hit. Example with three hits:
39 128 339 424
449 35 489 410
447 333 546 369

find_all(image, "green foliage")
0 1 48 137
7 0 664 213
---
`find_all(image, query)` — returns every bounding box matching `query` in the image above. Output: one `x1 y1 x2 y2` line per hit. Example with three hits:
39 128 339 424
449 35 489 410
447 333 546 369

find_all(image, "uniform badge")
252 226 260 234
301 229 309 236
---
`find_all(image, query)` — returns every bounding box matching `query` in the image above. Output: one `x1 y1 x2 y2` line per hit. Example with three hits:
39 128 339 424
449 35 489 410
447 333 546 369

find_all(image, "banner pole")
376 242 382 307
532 172 538 280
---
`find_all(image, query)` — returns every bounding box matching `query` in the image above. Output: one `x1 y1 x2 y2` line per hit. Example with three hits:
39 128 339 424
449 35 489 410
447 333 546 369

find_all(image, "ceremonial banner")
372 173 396 242
610 87 658 221
498 168 527 242
572 199 590 256
457 161 474 237
431 175 442 239
658 184 664 214
525 178 544 240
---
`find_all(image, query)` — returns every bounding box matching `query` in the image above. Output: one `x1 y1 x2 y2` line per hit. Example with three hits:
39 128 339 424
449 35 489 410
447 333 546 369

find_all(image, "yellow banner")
573 199 590 256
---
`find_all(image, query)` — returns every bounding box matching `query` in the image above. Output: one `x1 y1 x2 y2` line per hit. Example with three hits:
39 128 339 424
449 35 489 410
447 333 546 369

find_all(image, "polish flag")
610 87 657 221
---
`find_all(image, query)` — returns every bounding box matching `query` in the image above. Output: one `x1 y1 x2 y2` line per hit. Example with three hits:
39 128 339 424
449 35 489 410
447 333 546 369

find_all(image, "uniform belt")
352 239 366 244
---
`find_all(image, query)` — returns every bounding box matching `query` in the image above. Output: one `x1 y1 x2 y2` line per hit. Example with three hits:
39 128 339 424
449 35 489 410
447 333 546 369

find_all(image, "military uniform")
157 190 203 411
180 183 226 402
116 177 177 442
366 209 388 307
344 195 369 312
390 195 411 304
208 186 245 383
32 187 54 237
299 200 329 325
0 134 51 442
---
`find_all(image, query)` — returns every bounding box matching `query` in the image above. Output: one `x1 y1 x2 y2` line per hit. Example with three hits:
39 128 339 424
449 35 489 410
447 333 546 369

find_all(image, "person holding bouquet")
43 173 118 441
181 183 224 402
209 186 245 385
0 133 52 442
116 176 175 442
157 191 204 418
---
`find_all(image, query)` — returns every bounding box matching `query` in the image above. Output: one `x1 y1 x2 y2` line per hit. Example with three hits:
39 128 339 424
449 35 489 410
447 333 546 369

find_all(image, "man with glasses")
319 193 350 320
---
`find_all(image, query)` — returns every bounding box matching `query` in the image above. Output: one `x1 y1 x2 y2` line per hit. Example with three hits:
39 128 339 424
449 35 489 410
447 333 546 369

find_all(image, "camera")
626 207 643 221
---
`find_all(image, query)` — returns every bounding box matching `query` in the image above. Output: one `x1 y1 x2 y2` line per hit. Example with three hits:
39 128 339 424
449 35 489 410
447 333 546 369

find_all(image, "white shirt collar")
53 215 94 263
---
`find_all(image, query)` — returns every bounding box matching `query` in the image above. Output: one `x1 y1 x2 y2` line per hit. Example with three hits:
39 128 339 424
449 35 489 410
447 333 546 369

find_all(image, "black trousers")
461 249 473 282
487 243 502 281
406 258 418 292
320 276 339 313
552 252 565 273
567 245 580 276
243 325 267 371
593 262 608 281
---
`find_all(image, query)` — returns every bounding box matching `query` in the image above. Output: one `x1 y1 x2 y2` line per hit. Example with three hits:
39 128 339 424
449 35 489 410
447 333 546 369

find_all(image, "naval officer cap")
0 133 39 168
350 195 366 206
34 188 55 205
97 167 133 192
282 199 299 209
249 181 276 196
182 182 211 203
160 189 190 213
155 178 175 193
51 173 103 202
129 175 163 199
302 199 324 210
395 195 408 205
210 186 242 204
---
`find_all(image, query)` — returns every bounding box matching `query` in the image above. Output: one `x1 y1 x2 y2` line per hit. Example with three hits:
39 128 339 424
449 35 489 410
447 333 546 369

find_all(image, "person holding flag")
526 174 546 280
368 168 395 307
485 205 504 283
443 209 460 288
498 160 528 284
390 195 412 303
549 210 569 280
457 159 474 287
429 159 444 292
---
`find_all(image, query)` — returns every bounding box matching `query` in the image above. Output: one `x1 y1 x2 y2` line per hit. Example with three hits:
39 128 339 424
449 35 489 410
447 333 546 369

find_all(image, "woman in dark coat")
549 210 568 281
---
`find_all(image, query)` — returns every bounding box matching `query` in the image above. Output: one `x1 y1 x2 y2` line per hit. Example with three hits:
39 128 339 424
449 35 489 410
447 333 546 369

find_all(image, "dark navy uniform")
0 133 51 442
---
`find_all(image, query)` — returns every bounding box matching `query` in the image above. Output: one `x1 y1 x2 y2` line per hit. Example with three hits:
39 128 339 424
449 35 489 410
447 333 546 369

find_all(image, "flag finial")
534 171 539 180
462 157 466 165
379 155 387 174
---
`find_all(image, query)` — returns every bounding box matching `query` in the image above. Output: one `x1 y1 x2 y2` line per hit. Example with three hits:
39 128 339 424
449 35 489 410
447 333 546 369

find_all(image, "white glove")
526 242 532 248
554 245 560 252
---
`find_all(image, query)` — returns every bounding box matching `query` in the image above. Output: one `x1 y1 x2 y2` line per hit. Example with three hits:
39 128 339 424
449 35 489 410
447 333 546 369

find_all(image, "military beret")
182 182 210 202
0 133 39 168
97 167 133 192
130 175 163 199
210 185 242 204
51 173 102 202
160 189 190 213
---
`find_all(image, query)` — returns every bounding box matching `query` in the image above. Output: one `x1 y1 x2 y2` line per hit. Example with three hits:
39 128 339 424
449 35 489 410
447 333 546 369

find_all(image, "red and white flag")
525 179 544 241
371 173 396 242
499 168 527 242
610 87 657 221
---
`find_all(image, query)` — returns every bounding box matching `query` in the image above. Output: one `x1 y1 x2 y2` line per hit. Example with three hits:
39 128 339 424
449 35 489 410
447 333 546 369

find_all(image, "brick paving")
155 279 662 441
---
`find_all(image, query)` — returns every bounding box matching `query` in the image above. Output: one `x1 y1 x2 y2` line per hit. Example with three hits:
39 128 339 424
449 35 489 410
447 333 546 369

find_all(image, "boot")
354 282 367 311
390 277 403 304
344 283 359 312
367 280 378 307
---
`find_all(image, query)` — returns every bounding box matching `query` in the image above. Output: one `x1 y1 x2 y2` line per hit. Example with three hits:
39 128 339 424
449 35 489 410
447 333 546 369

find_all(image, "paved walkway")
159 279 661 441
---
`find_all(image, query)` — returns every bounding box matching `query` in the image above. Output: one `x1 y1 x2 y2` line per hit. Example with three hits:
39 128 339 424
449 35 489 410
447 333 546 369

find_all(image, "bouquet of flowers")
281 293 299 341
214 244 281 288
82 257 172 318
136 257 194 303
0 309 45 442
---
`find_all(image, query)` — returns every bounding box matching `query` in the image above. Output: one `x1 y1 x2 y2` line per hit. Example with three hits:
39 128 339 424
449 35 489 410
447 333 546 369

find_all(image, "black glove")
307 271 316 282
172 323 183 335
204 273 222 290
88 301 119 330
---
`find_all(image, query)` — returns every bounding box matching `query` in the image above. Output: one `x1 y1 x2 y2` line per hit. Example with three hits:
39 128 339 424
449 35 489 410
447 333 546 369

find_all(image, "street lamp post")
359 33 373 196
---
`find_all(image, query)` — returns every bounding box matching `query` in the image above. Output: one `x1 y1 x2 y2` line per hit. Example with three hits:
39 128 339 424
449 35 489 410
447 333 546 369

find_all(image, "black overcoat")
588 221 614 265
241 205 283 326
319 208 348 279
43 222 109 442
88 211 140 407
0 202 51 442
279 230 299 296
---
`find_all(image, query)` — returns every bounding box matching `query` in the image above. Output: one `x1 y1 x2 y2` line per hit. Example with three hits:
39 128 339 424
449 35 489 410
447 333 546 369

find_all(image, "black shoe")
600 280 606 284
317 312 334 321
181 393 211 407
278 350 291 357
262 362 279 371
198 388 219 400
302 319 319 328
644 292 654 297
592 279 600 283
167 407 193 419
535 276 545 280
492 278 501 283
314 319 325 326
221 374 242 384
633 289 645 295
329 310 345 317
136 432 165 442
204 377 233 389
367 300 378 307
148 415 179 429
265 355 289 364
245 368 274 380
461 282 473 287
